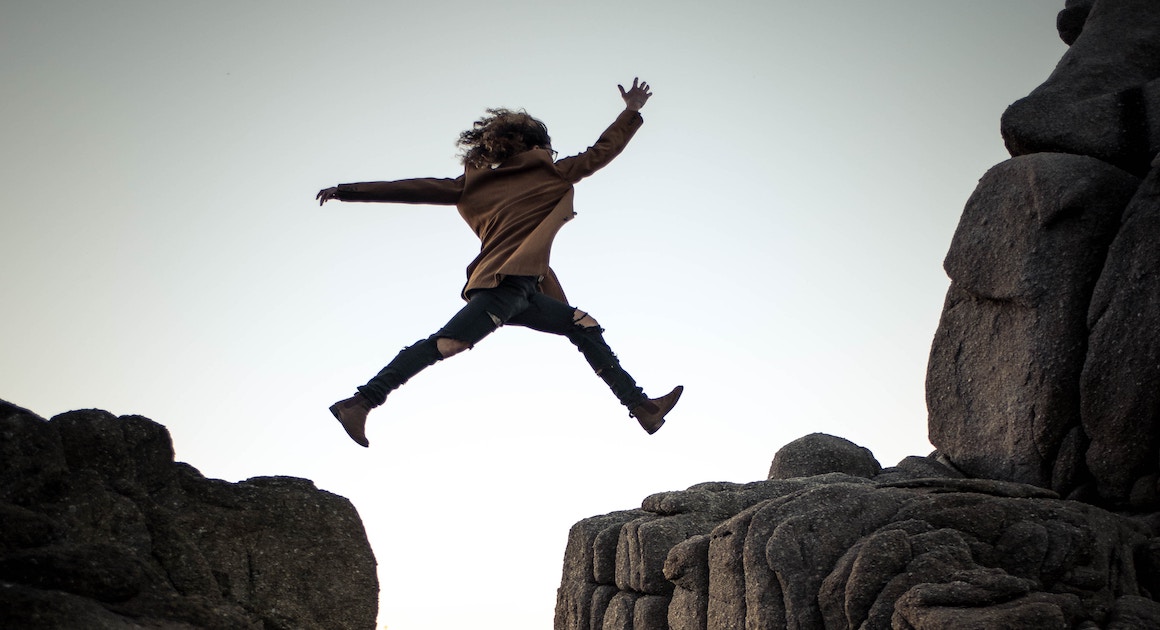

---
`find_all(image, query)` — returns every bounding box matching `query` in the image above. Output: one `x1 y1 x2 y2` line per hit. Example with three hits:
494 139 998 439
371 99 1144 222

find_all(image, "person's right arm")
316 176 464 206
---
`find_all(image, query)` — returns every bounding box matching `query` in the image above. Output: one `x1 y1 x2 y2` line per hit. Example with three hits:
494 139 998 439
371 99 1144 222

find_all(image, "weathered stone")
1134 538 1160 600
0 502 62 551
819 527 912 629
0 400 378 630
561 468 1155 630
590 585 618 630
768 432 882 480
643 478 818 520
601 591 639 630
874 455 964 484
877 477 1059 500
766 485 914 628
1002 0 1160 175
1057 0 1095 46
616 512 718 596
927 153 1139 488
893 590 1077 630
1082 163 1160 505
0 543 145 602
706 503 758 630
1107 594 1160 629
1050 425 1090 498
593 516 630 586
0 402 68 506
633 595 669 630
664 534 710 630
555 509 646 630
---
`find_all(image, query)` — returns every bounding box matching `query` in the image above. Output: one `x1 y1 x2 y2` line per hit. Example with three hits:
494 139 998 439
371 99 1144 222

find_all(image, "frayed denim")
357 275 646 408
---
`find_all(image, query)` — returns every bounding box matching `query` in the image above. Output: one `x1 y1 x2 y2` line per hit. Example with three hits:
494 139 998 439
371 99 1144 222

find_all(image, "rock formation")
935 0 1160 508
556 440 1160 630
0 399 378 629
556 2 1160 628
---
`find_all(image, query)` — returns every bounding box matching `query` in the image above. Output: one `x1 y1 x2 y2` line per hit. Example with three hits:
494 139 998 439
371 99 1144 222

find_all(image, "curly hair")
457 108 554 168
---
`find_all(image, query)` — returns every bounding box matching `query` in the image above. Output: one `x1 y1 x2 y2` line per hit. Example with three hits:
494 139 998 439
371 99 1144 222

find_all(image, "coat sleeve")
335 176 465 205
553 110 644 183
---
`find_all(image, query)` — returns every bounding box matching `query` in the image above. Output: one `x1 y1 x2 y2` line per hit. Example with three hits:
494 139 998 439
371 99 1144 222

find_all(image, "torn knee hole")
487 311 503 327
572 309 600 328
436 336 471 357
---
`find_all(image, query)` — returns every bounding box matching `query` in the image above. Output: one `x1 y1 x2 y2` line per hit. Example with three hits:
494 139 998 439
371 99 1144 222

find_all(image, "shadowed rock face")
0 400 378 629
932 0 1160 508
1081 162 1160 505
1002 0 1160 176
926 153 1139 491
558 1 1160 627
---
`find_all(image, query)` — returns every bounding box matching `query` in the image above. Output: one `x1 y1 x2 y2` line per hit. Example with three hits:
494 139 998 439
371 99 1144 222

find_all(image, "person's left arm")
554 78 653 182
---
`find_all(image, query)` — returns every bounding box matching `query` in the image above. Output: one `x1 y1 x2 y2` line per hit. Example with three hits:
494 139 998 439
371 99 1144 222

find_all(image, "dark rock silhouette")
1002 0 1160 176
0 400 378 629
556 2 1160 628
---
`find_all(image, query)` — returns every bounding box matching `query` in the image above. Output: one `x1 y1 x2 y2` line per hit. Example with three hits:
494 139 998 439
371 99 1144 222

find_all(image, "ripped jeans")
356 275 646 409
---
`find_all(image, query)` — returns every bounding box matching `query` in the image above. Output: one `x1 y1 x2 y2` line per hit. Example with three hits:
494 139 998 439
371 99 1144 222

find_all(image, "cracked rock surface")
0 399 378 629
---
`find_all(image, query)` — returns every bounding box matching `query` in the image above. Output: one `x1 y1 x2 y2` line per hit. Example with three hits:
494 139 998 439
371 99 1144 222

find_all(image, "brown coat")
335 109 644 303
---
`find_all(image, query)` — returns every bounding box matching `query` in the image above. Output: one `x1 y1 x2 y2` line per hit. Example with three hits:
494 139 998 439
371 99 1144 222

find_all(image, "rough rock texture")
930 0 1160 507
926 153 1139 490
768 433 882 481
1002 0 1160 176
558 2 1160 627
1081 159 1160 507
556 438 1160 630
0 399 378 629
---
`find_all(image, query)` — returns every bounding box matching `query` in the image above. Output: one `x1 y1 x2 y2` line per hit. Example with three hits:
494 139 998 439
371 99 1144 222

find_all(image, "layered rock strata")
0 399 378 629
556 435 1160 630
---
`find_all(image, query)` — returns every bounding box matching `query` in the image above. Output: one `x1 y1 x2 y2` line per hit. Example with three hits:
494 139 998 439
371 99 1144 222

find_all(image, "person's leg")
331 276 539 446
509 293 681 432
358 276 539 404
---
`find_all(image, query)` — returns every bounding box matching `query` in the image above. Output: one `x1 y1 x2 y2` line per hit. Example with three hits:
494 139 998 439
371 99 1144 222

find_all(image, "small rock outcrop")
557 2 1160 627
0 399 378 629
767 433 881 481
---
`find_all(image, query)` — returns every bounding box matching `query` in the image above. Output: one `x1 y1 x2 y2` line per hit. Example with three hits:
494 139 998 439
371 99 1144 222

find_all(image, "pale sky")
2 2 1067 628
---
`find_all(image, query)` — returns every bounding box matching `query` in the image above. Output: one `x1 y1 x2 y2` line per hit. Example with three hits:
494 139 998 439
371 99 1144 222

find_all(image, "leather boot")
630 385 683 434
329 392 373 447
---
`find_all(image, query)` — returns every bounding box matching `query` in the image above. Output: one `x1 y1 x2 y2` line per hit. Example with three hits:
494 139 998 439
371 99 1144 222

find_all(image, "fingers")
620 77 652 96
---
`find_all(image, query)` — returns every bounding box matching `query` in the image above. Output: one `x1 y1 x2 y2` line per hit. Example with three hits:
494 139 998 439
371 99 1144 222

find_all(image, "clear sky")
2 2 1067 628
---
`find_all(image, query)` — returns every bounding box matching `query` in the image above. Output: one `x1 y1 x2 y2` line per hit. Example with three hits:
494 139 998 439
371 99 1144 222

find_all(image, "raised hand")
618 78 653 111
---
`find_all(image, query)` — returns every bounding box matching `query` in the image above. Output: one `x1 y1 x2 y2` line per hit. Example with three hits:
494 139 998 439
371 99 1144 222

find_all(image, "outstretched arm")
315 176 464 206
618 77 653 112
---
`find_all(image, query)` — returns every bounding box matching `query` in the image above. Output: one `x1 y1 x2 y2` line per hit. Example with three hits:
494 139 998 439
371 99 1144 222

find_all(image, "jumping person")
317 78 682 447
